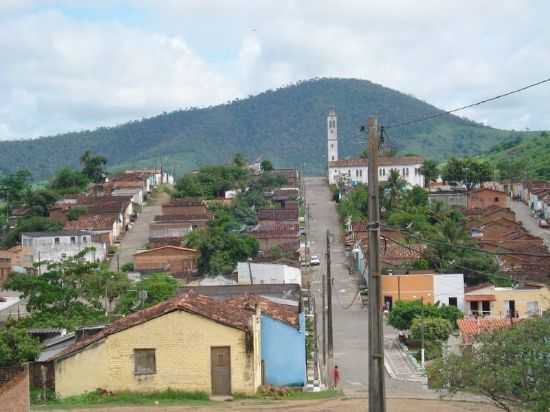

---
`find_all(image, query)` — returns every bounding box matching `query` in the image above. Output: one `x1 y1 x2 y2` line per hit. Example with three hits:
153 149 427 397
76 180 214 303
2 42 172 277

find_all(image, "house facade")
381 272 464 311
467 188 508 209
133 246 199 279
53 293 262 397
464 283 550 318
21 231 107 268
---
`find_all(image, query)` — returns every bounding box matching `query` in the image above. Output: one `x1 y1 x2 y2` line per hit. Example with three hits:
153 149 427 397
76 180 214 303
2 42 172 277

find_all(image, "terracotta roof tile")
64 214 118 231
457 318 515 344
257 208 299 222
223 294 299 328
55 291 253 360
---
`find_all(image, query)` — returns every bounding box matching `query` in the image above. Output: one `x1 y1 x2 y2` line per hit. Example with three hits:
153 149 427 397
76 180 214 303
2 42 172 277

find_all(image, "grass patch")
32 388 210 409
234 388 342 401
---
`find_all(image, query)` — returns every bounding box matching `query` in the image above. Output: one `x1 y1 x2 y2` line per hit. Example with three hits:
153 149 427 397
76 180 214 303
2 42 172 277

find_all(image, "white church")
327 109 425 187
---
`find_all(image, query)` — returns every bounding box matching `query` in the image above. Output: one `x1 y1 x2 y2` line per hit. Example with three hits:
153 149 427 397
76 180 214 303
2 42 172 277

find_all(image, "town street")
109 190 170 271
305 177 437 398
510 199 550 250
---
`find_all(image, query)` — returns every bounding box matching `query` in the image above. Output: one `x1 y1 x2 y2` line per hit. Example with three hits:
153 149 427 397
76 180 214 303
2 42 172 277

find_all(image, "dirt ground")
38 397 500 412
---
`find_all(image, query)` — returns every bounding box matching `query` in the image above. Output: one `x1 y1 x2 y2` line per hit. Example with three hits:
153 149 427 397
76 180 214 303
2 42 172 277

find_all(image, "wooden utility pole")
321 269 327 371
367 116 386 412
326 230 334 386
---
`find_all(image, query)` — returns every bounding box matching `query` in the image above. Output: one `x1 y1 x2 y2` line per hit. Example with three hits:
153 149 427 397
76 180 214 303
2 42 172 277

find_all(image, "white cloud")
1 1 550 140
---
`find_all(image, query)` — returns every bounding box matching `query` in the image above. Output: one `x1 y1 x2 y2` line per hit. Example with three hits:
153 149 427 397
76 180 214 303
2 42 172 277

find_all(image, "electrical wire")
384 76 550 130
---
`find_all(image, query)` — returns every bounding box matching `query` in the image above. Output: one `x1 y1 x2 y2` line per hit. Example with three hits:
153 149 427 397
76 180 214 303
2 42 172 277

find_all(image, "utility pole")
321 269 327 374
420 296 425 367
326 229 334 387
367 116 386 412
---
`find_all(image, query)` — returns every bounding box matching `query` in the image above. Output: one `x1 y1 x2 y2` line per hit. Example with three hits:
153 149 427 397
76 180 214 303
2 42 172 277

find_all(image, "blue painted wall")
261 312 306 386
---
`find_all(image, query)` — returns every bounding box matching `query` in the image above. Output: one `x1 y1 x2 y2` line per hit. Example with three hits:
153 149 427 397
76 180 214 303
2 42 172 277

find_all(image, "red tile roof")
329 156 424 168
457 318 515 344
464 294 496 302
257 208 299 222
223 294 299 328
64 214 118 231
55 291 253 360
134 246 199 256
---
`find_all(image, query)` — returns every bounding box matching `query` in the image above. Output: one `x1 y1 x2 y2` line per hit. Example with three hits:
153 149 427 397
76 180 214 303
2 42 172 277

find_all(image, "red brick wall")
0 365 30 412
468 190 507 209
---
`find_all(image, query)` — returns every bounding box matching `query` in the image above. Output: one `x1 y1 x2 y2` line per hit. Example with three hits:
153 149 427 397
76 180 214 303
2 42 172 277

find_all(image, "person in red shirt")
332 365 340 388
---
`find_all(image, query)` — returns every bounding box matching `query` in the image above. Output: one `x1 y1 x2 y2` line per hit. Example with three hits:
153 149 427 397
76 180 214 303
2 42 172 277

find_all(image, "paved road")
510 200 550 250
109 191 170 271
305 177 435 398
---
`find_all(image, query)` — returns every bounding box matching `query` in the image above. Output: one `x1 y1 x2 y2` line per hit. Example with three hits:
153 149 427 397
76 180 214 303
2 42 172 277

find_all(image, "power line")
384 76 550 130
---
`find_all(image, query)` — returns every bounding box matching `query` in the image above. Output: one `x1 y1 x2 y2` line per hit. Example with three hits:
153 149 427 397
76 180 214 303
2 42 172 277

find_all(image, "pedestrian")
332 364 340 388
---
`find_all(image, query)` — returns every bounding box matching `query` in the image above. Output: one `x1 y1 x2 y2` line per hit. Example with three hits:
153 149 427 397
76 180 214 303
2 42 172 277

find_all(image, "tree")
260 159 273 172
173 175 203 198
336 184 369 222
116 273 178 315
49 167 89 194
427 314 550 412
441 157 493 191
186 212 259 275
495 158 527 182
419 160 439 188
383 169 407 212
388 300 463 331
233 153 247 168
22 188 59 217
410 317 452 342
3 216 63 248
0 169 32 205
0 327 40 367
4 251 122 329
80 150 107 183
66 206 87 221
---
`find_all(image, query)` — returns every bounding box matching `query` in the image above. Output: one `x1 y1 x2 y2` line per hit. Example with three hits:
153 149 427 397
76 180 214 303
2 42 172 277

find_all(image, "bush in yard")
410 317 452 342
0 326 40 367
388 299 463 331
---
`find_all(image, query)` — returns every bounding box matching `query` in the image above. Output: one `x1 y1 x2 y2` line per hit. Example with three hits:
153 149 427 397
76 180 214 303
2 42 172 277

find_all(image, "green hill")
0 78 529 179
481 131 550 180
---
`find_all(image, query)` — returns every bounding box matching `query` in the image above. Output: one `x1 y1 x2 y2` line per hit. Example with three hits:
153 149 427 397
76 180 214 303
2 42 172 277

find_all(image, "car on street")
310 255 321 266
538 219 549 228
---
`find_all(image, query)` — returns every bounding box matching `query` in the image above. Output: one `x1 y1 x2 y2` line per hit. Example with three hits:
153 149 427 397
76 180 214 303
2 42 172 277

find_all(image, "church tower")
327 109 338 162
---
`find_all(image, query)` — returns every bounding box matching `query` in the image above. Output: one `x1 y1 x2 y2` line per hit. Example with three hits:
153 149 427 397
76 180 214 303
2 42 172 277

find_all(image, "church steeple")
327 109 338 162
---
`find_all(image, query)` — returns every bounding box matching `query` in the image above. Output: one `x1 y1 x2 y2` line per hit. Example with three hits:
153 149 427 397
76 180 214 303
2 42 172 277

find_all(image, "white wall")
328 164 424 187
237 262 302 286
433 273 464 311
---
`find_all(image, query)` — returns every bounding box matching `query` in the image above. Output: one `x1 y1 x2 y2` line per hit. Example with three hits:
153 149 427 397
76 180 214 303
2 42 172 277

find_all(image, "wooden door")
211 347 231 395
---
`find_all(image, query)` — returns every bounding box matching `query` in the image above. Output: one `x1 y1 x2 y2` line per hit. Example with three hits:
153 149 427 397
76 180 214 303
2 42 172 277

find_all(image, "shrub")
410 317 452 342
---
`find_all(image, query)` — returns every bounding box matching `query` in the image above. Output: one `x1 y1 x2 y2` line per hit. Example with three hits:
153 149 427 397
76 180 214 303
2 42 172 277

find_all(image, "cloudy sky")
1 0 549 140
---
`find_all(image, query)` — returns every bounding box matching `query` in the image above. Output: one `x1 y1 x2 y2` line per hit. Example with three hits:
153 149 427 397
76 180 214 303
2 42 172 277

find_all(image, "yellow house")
53 292 262 398
464 283 550 319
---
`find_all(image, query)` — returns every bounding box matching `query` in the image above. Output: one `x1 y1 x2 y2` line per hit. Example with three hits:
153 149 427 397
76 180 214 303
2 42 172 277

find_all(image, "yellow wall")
55 310 261 398
466 285 550 318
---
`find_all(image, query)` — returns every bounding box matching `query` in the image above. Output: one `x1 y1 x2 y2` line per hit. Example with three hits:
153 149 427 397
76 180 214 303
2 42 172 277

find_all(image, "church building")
326 110 424 187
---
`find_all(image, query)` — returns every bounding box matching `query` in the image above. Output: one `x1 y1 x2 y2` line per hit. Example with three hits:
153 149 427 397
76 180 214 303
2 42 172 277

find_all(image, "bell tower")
327 109 338 162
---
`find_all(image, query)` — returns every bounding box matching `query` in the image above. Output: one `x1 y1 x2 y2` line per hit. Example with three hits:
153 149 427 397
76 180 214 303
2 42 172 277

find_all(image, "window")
494 197 499 202
331 156 334 161
448 297 458 307
83 237 88 243
70 237 76 244
527 301 539 316
54 237 60 245
482 300 491 315
134 349 156 375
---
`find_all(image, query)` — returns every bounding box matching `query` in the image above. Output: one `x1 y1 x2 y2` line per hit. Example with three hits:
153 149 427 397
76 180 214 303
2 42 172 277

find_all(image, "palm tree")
384 169 407 212
419 160 439 188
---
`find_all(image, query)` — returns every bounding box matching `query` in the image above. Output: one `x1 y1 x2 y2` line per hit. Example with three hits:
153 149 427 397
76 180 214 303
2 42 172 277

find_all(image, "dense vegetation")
0 78 529 180
428 312 550 412
481 131 550 180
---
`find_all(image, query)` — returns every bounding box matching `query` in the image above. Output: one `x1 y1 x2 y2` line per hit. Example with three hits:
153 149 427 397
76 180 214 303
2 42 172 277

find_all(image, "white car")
310 255 321 266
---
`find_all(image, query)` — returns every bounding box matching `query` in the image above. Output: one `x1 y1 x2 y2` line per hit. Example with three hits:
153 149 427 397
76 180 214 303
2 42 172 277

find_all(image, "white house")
21 231 107 270
326 110 424 187
433 273 465 311
237 262 302 286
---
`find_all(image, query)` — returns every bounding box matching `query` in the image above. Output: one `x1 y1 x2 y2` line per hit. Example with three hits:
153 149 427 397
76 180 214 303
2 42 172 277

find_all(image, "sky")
1 0 549 140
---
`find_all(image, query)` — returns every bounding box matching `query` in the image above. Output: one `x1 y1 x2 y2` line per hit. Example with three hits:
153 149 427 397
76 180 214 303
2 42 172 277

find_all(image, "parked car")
538 219 549 228
310 255 321 266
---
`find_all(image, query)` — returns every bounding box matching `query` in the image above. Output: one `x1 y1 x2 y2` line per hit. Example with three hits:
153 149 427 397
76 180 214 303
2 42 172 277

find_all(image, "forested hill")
0 78 527 179
480 131 550 180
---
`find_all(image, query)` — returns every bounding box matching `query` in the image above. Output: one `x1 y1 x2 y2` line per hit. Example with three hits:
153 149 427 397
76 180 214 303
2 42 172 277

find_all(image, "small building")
464 283 550 318
236 262 302 286
0 246 33 285
133 246 199 280
381 272 464 311
467 188 507 209
249 223 300 254
64 214 123 246
225 294 305 387
162 199 208 217
53 292 262 397
428 189 467 208
21 231 107 269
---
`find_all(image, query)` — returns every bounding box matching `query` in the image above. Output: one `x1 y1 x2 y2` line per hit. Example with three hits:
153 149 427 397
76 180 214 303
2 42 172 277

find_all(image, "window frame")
134 348 157 375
